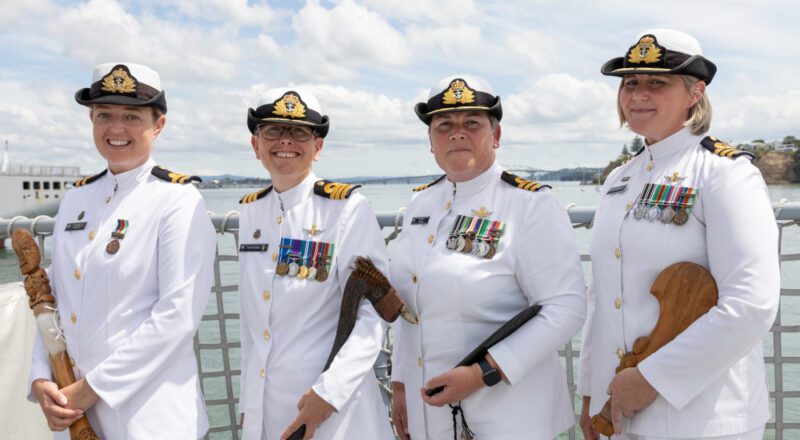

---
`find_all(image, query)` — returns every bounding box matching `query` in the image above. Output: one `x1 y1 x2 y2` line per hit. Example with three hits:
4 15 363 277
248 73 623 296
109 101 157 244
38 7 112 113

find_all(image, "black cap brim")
75 88 167 114
601 55 717 85
247 108 330 138
414 97 503 125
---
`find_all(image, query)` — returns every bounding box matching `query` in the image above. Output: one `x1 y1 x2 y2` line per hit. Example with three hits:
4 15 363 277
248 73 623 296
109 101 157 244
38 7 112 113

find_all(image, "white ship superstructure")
0 164 80 218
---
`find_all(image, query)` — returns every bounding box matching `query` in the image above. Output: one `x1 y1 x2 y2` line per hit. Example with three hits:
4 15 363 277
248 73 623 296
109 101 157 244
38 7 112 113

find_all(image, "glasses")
257 124 315 142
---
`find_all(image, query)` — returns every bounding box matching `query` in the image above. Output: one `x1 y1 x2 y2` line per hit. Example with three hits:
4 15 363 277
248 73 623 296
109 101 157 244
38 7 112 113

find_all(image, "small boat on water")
0 141 79 218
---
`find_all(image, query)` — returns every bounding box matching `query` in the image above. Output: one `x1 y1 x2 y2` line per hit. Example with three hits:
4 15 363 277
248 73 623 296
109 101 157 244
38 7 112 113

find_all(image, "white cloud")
357 0 478 24
147 0 279 28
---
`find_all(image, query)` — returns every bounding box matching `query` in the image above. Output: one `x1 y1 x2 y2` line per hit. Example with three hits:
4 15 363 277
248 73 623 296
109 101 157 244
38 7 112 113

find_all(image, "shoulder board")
72 169 108 187
701 136 754 160
412 175 446 192
151 166 202 184
314 180 361 200
500 171 551 192
239 186 273 204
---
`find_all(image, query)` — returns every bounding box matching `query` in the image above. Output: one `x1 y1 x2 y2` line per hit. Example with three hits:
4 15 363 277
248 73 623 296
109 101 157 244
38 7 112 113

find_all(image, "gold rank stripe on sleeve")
313 180 361 200
72 169 108 187
150 166 203 184
412 175 446 192
500 171 551 192
239 185 273 204
700 136 755 160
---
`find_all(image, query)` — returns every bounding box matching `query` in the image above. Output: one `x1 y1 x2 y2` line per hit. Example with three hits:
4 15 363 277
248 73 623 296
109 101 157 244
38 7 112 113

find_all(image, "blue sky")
1 0 798 178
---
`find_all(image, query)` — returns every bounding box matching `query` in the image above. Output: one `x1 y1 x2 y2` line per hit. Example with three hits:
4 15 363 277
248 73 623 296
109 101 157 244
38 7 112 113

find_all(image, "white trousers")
619 425 764 440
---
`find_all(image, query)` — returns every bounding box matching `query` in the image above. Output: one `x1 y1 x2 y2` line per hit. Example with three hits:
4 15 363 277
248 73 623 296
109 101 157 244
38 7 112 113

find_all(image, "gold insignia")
412 175 445 192
151 166 201 185
701 136 754 160
101 67 137 94
305 224 323 236
442 79 476 105
471 207 492 218
313 180 360 200
500 171 550 192
73 170 107 187
664 172 686 183
168 172 191 184
239 186 272 204
627 35 662 64
272 93 306 119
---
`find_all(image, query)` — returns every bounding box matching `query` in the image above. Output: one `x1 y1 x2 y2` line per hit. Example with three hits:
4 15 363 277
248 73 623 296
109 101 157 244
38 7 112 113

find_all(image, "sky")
1 0 798 178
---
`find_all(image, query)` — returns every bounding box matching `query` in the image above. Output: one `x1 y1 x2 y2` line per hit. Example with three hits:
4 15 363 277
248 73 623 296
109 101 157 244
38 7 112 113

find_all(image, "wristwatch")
477 357 501 387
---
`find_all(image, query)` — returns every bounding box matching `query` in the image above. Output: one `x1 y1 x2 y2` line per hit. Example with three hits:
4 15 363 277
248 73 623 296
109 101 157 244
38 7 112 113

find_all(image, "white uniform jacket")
27 158 216 439
390 161 587 439
237 173 394 440
578 128 780 437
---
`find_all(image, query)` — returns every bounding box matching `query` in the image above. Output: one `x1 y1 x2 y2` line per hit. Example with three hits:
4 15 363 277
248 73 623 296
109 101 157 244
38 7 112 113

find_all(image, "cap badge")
627 35 662 64
273 93 306 119
101 67 137 94
442 79 475 105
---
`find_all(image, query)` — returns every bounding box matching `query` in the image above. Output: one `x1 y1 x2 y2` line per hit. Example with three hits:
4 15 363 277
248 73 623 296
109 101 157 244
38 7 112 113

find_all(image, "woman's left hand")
608 367 658 434
420 364 484 407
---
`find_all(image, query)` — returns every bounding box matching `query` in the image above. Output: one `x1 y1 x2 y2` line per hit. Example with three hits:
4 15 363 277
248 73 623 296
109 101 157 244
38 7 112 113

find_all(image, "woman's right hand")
31 379 84 432
580 395 599 440
391 381 411 440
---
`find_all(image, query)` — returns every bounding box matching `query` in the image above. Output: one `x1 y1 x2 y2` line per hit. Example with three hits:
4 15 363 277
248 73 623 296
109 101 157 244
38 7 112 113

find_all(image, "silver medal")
477 240 490 257
659 206 675 223
646 205 660 221
446 236 459 251
634 204 647 220
307 267 317 280
455 236 466 252
288 262 300 277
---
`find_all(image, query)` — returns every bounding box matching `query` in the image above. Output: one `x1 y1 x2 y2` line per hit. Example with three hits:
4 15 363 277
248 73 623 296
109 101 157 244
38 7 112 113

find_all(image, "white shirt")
390 161 587 439
578 128 779 437
28 158 217 440
237 172 394 440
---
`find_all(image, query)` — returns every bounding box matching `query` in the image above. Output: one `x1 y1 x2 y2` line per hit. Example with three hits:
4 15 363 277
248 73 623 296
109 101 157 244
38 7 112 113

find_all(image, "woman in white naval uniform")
27 62 216 439
578 30 779 440
389 75 587 440
237 88 394 440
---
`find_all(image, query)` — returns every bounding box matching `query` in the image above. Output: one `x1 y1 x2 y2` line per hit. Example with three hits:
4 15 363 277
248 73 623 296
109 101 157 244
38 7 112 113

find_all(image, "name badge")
411 216 430 225
239 243 268 252
607 185 627 195
65 222 87 231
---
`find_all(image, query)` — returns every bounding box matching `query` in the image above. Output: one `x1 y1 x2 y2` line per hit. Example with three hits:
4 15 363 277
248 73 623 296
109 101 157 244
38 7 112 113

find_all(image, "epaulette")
412 175 445 192
239 186 273 204
73 169 108 187
701 136 754 160
501 171 551 192
314 180 361 200
151 166 202 184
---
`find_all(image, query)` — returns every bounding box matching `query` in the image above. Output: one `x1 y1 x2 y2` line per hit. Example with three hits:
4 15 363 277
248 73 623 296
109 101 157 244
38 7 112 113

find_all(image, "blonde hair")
617 75 712 135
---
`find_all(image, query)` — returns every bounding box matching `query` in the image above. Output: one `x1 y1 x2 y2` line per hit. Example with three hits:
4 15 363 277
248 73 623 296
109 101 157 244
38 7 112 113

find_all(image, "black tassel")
449 403 476 440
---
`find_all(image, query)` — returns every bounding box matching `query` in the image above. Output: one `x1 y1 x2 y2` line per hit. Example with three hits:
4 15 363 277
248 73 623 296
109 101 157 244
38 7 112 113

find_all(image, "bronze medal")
276 261 289 275
106 239 120 255
484 242 497 259
462 236 473 253
315 265 329 282
673 208 689 225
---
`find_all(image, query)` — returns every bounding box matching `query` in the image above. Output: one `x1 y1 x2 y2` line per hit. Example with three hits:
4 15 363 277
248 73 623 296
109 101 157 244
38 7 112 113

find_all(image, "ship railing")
3 201 800 440
0 165 81 177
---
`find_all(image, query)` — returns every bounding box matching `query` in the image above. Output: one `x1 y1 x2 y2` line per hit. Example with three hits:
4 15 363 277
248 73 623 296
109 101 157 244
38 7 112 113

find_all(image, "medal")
455 236 466 252
315 265 329 282
673 207 689 225
476 240 490 257
659 206 675 223
276 262 289 275
106 239 120 254
307 267 317 280
634 204 647 220
646 205 660 221
288 261 300 277
446 235 459 251
484 242 497 259
297 265 309 280
461 235 474 253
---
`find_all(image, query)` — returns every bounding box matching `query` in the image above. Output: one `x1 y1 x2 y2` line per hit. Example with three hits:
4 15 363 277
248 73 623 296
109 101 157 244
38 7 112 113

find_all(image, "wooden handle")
591 262 718 435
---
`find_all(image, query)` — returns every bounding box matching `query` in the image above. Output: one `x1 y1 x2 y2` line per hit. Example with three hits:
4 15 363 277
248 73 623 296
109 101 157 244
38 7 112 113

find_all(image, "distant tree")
621 144 630 157
752 139 765 144
784 135 800 147
630 136 644 152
